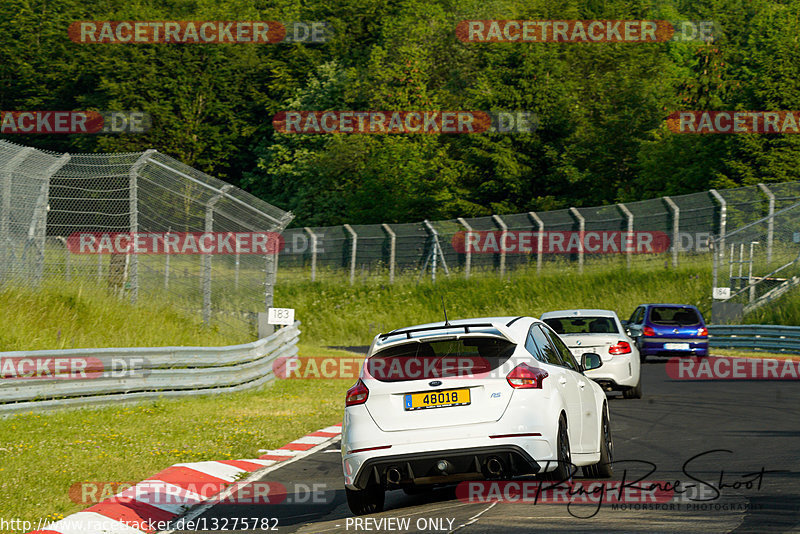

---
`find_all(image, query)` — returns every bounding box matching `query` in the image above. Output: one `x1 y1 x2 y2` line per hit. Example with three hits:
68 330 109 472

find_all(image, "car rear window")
543 317 619 335
366 337 516 382
649 307 701 326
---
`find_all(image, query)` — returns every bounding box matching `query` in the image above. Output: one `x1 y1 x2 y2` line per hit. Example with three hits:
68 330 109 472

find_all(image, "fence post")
128 149 155 304
569 207 585 273
381 223 396 283
758 183 775 263
710 189 726 264
617 203 634 269
343 224 357 285
0 147 34 283
663 196 679 268
492 214 507 278
31 153 70 285
457 217 473 279
304 227 317 282
527 212 544 274
164 228 171 289
203 184 232 325
265 241 278 314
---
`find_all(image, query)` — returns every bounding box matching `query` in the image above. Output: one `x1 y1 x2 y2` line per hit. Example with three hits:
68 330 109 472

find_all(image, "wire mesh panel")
0 140 292 341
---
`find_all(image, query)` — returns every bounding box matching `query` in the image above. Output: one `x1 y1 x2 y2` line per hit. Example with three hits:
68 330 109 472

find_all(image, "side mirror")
582 353 603 371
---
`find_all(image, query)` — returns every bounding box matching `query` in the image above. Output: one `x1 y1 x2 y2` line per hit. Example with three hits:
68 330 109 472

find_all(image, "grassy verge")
712 348 800 360
0 282 238 351
276 261 713 346
0 344 355 530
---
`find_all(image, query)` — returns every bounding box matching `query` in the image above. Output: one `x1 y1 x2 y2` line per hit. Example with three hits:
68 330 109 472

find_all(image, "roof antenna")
442 296 451 326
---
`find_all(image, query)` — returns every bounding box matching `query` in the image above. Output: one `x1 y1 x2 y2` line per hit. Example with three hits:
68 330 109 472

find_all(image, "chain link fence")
277 182 800 284
0 140 292 341
711 198 800 323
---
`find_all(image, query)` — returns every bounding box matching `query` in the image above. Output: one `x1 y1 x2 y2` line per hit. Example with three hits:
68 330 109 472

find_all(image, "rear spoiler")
378 323 498 340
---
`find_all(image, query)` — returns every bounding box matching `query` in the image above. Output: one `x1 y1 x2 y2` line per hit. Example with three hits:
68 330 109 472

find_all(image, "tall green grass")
276 262 713 346
0 282 238 351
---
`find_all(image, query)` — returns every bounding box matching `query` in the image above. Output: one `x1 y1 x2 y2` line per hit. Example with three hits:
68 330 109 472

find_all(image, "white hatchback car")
540 309 642 399
341 316 613 515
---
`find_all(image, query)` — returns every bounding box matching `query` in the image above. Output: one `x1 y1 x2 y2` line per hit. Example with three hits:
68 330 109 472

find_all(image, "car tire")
346 484 385 515
584 406 614 479
623 377 642 399
543 416 572 482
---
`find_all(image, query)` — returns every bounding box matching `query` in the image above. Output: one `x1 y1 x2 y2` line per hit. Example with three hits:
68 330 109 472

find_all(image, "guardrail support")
663 196 679 268
492 214 508 278
304 227 317 281
457 217 473 279
758 183 775 263
343 224 357 285
617 203 634 270
381 223 396 283
569 207 585 273
527 212 544 274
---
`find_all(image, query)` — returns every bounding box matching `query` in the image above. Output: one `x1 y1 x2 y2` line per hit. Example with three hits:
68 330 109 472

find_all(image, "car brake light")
698 327 708 337
345 379 369 406
609 341 632 355
506 363 548 389
643 326 655 337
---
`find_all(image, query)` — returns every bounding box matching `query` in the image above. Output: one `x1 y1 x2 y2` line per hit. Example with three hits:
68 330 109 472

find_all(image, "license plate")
665 343 690 350
404 388 470 411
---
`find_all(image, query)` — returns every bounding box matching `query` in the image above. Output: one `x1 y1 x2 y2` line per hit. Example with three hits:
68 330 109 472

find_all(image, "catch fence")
0 140 292 341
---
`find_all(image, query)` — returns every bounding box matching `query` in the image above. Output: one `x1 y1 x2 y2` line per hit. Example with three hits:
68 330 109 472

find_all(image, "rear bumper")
641 338 708 356
347 444 540 490
585 356 637 388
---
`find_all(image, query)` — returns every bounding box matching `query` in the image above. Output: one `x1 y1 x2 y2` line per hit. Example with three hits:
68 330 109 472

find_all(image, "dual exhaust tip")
385 456 504 484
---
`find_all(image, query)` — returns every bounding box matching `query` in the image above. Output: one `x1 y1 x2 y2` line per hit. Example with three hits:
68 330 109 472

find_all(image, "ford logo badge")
429 380 442 387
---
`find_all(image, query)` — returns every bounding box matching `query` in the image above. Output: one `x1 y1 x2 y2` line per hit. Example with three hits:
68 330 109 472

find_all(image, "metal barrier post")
343 224 357 285
381 223 396 283
128 149 155 303
617 203 634 269
710 189 727 264
304 227 317 281
528 212 543 274
203 184 232 325
663 196 679 268
492 214 507 278
457 217 473 279
758 183 775 263
569 207 585 273
0 147 34 283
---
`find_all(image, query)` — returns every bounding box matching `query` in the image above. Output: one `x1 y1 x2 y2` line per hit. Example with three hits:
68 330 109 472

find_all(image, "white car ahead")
540 309 642 399
341 316 614 515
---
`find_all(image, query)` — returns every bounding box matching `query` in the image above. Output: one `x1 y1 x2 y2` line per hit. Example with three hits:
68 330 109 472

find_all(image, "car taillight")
345 379 369 406
506 363 548 389
698 327 708 337
643 326 655 337
609 341 632 355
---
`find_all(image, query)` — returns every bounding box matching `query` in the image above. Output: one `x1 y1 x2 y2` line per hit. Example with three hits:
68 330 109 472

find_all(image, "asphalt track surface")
172 355 800 533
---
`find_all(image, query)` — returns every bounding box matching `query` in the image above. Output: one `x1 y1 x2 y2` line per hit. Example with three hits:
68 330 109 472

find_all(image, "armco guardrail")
709 324 800 354
0 321 300 414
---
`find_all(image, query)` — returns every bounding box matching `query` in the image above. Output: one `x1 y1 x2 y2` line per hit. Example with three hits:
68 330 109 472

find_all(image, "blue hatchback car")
624 304 708 361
